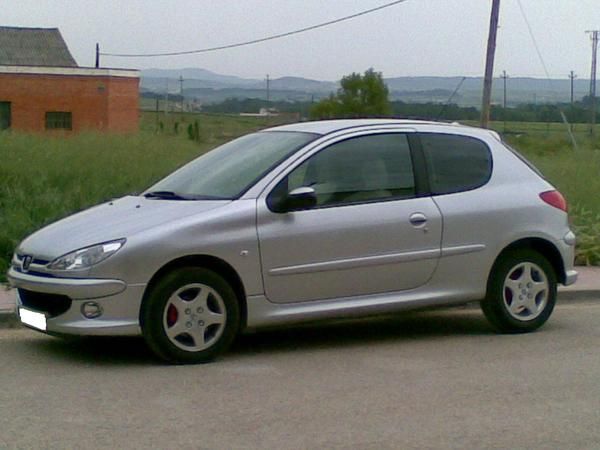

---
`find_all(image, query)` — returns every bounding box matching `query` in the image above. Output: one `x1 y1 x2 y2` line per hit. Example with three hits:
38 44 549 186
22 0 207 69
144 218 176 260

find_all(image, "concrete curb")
0 287 19 329
557 290 600 302
0 311 20 329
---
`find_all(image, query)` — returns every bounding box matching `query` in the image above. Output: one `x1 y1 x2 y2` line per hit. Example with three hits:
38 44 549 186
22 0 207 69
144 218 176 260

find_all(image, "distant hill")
142 67 256 86
260 76 337 92
140 68 595 107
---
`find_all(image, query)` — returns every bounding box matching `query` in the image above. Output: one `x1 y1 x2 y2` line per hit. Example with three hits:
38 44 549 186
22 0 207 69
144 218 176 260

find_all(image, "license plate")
19 308 47 331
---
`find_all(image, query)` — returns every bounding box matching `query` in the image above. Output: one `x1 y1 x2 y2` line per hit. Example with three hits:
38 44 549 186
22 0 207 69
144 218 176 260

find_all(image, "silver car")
8 119 578 363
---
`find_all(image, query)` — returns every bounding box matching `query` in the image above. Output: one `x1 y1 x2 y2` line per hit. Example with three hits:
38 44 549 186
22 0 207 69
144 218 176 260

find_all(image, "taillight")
540 190 567 212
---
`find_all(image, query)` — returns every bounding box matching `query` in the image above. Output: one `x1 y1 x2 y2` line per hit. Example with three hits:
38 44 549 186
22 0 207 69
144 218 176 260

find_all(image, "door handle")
409 213 428 227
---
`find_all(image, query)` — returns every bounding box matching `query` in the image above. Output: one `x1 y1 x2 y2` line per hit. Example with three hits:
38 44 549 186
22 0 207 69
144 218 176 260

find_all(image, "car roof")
263 118 489 137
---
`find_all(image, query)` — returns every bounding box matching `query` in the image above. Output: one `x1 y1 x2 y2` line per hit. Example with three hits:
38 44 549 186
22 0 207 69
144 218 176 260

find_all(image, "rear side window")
420 133 492 195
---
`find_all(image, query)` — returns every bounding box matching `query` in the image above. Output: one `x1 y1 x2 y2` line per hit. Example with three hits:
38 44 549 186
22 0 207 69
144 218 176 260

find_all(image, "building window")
0 101 10 130
45 112 72 130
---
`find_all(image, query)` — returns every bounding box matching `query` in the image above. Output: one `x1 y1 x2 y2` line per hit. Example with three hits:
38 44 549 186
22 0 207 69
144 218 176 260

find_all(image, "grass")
1 115 599 282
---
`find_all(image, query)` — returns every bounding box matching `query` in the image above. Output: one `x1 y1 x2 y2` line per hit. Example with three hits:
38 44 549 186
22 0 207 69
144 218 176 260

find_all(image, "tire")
481 249 557 333
141 267 240 364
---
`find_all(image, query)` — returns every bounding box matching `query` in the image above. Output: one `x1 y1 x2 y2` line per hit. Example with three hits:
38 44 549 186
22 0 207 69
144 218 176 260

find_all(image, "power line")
515 0 551 79
516 0 578 150
100 0 409 58
436 76 466 119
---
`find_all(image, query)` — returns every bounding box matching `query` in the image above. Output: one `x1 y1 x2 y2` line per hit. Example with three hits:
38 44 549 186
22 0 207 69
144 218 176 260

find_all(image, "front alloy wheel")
163 283 227 352
142 267 240 364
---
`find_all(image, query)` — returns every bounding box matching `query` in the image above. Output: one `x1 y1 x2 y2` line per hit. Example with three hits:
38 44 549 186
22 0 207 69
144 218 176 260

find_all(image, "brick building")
0 26 139 133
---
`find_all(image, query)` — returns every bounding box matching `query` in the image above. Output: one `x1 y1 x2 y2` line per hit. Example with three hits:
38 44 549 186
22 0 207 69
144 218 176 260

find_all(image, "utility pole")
179 75 184 112
501 70 508 132
501 70 508 109
480 0 501 128
95 43 100 68
569 70 577 104
155 97 159 131
164 78 169 116
266 74 270 104
586 30 599 135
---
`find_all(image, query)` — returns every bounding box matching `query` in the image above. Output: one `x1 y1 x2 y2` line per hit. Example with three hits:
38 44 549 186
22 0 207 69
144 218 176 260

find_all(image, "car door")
256 131 442 304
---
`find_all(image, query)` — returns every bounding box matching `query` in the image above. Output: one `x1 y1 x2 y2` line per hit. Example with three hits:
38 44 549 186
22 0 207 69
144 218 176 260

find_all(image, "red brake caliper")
166 304 178 327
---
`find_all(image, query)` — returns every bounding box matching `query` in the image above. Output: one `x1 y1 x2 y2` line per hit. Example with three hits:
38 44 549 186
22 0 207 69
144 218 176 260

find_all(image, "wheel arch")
489 238 566 287
140 255 248 329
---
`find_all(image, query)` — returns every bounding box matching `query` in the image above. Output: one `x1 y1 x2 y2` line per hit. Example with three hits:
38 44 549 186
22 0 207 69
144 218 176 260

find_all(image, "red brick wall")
106 77 141 133
0 73 139 133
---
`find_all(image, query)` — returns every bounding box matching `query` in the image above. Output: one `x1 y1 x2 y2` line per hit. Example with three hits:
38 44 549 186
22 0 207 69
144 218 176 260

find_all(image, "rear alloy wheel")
481 249 557 333
142 267 240 364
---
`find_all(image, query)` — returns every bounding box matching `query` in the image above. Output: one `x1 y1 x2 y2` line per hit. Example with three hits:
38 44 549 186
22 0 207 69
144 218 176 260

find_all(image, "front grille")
15 254 50 265
12 254 54 276
18 289 72 317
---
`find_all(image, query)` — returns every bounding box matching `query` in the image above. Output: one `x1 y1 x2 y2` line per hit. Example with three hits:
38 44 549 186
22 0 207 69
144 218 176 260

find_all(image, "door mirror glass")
285 186 317 212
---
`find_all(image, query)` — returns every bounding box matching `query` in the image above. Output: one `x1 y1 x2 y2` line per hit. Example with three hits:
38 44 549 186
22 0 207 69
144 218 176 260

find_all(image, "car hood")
19 196 230 260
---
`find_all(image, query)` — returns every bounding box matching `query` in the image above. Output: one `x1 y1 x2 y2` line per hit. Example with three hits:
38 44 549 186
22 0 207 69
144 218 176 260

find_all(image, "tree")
310 68 391 119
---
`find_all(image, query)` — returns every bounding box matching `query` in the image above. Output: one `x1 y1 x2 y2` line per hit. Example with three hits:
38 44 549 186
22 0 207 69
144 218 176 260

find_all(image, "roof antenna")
95 43 100 68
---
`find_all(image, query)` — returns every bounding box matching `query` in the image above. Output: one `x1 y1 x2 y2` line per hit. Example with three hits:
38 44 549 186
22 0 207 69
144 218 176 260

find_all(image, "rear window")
420 133 492 195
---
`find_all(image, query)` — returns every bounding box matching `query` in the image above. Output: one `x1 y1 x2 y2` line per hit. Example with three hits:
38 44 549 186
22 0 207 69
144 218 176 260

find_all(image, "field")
1 114 599 282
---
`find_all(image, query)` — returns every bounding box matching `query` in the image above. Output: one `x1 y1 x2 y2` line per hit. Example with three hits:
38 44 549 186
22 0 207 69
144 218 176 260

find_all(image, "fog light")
81 302 103 319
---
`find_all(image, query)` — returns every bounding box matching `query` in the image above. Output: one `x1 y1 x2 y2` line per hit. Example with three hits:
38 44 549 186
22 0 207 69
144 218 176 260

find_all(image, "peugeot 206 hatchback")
8 119 578 363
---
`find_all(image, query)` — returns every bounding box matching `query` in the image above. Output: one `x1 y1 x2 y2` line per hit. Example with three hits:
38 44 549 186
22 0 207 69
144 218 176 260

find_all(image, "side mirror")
285 186 317 212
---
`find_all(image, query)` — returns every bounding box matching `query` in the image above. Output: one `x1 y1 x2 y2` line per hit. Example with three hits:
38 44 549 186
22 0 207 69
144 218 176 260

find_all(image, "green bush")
570 206 600 266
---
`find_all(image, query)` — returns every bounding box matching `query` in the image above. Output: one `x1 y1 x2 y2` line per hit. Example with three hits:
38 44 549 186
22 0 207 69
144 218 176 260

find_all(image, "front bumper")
7 267 144 336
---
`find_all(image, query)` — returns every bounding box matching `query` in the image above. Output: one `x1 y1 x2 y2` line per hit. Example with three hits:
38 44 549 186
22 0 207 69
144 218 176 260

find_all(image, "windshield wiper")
143 191 189 200
185 194 233 200
143 191 232 201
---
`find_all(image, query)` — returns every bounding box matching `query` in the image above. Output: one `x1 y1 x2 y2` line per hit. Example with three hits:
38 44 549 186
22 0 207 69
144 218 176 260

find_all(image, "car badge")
22 255 33 273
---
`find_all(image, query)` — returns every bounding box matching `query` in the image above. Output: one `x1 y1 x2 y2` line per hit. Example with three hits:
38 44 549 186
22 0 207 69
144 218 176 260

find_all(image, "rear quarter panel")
426 130 568 299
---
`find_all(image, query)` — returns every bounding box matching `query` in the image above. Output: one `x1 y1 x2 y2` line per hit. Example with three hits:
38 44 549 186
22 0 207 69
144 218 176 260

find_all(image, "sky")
3 0 600 81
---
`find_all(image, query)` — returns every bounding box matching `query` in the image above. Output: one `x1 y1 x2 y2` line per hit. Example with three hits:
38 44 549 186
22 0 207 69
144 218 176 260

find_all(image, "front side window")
270 133 415 209
45 111 72 130
420 133 492 195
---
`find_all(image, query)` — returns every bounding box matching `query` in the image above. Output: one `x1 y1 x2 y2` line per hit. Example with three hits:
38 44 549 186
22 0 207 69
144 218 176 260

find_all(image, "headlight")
47 239 126 271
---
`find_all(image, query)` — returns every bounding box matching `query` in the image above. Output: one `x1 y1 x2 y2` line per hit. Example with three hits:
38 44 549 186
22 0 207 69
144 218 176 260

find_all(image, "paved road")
2 301 600 449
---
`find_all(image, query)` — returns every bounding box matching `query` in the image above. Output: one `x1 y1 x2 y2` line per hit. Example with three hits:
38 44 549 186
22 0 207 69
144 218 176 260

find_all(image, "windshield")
146 131 318 200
